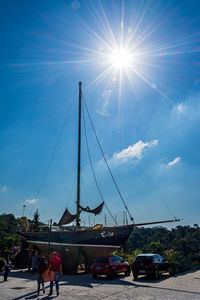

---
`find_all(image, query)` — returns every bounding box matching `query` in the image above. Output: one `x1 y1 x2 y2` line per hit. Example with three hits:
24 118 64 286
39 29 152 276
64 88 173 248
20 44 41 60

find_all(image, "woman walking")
36 256 48 296
48 252 62 296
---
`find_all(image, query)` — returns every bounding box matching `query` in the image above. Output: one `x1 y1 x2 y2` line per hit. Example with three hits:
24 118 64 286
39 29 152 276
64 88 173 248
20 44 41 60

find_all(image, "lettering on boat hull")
100 231 114 238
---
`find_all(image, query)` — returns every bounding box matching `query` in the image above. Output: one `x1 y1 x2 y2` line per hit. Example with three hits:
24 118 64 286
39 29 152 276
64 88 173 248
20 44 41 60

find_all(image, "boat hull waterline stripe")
27 240 120 248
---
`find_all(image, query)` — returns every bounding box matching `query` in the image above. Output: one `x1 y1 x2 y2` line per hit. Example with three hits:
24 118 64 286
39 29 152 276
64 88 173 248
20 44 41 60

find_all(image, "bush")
0 257 5 271
114 248 142 264
168 261 183 274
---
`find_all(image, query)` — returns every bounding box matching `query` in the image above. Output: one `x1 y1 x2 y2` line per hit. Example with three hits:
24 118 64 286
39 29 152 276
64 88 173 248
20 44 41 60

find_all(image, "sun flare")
110 48 132 69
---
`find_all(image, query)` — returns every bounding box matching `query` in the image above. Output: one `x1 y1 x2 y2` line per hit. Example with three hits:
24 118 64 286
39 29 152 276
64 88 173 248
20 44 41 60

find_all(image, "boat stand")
73 246 90 274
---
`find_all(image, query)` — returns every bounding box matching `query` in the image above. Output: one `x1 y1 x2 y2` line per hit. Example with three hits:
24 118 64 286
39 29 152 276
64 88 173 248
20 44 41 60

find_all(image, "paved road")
1 269 200 300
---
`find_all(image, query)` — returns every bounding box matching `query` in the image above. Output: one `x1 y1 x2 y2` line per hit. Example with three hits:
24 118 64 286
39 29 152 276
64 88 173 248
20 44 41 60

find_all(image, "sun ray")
85 65 114 94
130 65 174 105
98 0 118 49
9 0 200 110
70 8 116 53
120 0 125 48
126 5 148 49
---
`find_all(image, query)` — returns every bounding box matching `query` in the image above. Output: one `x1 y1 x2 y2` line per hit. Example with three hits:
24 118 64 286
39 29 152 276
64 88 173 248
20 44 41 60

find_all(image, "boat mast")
76 81 82 228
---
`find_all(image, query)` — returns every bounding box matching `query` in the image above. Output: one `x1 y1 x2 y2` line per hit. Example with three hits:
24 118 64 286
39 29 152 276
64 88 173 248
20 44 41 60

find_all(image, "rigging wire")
82 102 118 226
81 178 89 207
91 99 178 221
82 92 178 222
137 164 178 219
29 91 77 218
82 91 134 223
65 171 77 211
89 89 178 220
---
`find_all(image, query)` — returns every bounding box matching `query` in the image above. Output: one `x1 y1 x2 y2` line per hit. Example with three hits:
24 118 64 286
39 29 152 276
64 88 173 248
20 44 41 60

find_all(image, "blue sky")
0 0 200 227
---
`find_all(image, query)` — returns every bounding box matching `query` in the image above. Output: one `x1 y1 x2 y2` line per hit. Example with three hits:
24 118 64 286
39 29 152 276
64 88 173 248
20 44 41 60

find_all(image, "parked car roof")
137 253 159 256
94 255 118 258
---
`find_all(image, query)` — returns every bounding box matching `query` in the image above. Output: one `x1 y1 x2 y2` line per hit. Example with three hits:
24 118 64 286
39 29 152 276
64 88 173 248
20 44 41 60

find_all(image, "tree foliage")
32 209 40 231
0 214 21 256
127 224 200 272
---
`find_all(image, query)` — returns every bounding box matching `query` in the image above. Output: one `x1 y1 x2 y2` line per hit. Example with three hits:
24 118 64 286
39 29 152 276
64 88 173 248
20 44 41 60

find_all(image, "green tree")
150 241 164 255
33 209 40 231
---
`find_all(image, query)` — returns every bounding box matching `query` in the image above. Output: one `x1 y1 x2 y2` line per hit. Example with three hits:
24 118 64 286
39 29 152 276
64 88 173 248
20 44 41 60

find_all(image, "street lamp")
22 205 26 216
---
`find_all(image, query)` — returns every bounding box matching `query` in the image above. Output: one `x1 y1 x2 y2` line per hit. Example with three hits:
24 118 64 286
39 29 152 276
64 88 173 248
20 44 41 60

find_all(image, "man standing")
49 252 62 296
4 254 11 281
31 250 38 273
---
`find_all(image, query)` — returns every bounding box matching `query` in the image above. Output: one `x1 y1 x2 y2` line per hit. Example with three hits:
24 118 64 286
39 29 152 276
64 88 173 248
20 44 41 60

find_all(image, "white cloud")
167 157 181 167
172 96 200 120
25 198 38 205
112 139 158 163
1 185 7 192
176 102 186 114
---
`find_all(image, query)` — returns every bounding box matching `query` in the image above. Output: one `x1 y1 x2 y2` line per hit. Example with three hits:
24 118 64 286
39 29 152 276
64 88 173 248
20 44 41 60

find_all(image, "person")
28 249 34 272
31 250 38 273
36 256 48 296
48 252 62 296
4 254 11 281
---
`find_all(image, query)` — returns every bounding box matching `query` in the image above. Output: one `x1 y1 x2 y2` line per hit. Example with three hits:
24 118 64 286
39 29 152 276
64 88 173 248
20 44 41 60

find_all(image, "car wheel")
133 272 138 279
108 269 116 279
92 273 97 279
154 270 160 280
125 266 131 276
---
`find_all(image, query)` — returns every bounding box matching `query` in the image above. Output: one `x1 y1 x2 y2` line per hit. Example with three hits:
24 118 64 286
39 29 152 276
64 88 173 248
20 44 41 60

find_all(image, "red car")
91 255 131 279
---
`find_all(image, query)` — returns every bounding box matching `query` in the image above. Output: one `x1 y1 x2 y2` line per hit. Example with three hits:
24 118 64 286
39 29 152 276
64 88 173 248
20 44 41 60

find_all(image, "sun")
110 47 132 70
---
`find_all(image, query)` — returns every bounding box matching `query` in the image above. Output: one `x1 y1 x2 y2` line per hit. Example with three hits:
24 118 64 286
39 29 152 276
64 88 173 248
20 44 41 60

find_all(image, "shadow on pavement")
97 272 200 299
2 270 200 300
2 271 136 300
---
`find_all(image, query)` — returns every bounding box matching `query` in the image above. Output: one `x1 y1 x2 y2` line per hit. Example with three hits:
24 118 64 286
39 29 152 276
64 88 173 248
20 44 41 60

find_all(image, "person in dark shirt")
4 254 11 281
36 256 48 296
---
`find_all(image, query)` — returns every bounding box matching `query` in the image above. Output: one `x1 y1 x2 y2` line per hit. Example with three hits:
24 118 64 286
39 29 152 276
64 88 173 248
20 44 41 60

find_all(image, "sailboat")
17 82 180 273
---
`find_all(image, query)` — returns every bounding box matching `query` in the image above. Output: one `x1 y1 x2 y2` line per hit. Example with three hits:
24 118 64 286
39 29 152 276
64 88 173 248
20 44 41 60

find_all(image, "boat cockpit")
39 226 62 232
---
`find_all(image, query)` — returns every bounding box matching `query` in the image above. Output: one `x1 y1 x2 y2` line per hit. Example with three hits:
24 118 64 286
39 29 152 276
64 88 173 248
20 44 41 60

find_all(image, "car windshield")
135 256 153 263
94 257 109 264
110 256 122 263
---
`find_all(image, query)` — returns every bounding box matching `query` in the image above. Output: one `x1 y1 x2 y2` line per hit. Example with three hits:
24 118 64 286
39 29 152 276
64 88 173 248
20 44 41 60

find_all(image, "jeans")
50 271 60 293
4 266 10 281
37 274 44 293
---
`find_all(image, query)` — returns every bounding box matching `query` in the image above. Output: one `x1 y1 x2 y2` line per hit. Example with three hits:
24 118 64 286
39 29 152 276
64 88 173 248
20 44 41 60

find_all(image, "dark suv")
132 254 169 279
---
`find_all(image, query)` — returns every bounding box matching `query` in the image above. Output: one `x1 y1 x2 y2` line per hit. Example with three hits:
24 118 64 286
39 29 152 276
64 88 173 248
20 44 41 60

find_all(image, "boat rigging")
17 82 180 273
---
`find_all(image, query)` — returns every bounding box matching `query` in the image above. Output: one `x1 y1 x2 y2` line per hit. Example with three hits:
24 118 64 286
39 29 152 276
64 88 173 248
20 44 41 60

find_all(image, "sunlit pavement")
1 269 200 300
